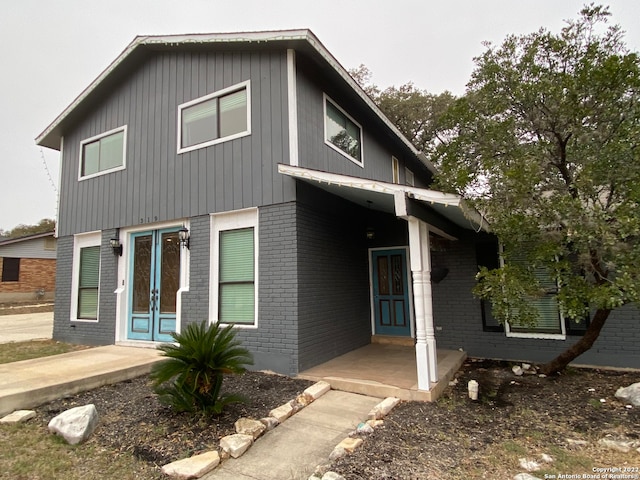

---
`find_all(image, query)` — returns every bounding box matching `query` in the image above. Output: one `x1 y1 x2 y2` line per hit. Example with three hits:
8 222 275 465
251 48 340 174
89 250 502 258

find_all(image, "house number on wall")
139 216 159 223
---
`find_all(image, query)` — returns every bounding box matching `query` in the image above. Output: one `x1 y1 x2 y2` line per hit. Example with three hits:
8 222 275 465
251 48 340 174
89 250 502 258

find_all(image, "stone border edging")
308 396 401 480
161 380 332 479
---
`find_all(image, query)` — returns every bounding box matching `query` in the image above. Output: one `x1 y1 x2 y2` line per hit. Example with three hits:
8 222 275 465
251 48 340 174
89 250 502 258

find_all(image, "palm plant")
150 320 253 415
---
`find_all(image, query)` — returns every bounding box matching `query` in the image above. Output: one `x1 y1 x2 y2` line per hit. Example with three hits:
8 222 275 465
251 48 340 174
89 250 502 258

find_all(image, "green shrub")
150 320 253 415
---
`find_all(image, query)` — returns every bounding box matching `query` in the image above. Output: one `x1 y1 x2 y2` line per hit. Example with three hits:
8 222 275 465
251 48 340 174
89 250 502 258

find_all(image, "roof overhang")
35 30 436 175
278 164 489 235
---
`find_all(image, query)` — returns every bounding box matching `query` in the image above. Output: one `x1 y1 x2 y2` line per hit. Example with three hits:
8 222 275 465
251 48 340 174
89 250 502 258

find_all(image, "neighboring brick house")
0 232 57 303
36 30 639 392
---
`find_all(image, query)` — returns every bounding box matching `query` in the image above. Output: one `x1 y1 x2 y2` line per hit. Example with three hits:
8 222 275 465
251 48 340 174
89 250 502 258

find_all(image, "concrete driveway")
0 312 53 344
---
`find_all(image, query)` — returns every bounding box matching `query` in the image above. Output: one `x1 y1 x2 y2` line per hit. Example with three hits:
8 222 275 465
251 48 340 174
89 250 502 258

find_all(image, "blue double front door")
127 228 181 342
372 249 412 337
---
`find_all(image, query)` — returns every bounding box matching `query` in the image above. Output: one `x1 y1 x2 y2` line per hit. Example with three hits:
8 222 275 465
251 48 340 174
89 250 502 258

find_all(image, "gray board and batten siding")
57 50 293 237
294 54 433 188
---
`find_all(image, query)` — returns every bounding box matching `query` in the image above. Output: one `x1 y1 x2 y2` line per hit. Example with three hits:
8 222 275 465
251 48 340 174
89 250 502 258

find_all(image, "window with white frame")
80 127 126 179
71 232 101 321
505 250 565 339
405 167 415 186
324 95 363 166
392 157 400 184
178 81 250 153
211 209 258 326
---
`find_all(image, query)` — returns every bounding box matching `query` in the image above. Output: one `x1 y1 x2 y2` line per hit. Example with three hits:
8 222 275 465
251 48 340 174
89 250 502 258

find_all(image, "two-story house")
36 30 639 396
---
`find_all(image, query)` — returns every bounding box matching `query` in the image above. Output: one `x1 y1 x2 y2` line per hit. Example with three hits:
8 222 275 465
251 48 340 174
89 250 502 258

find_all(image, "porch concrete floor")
297 344 466 402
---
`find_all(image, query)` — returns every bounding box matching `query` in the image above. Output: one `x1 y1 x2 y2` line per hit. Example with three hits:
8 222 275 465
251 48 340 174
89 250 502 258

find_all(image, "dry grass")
0 340 91 364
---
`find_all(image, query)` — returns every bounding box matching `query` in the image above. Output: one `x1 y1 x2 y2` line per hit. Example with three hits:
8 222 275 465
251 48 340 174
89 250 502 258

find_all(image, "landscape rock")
368 397 401 420
48 404 98 445
328 445 346 461
615 383 640 407
355 422 374 435
259 416 279 431
337 437 363 453
518 458 541 471
304 381 331 400
366 419 384 428
269 402 294 423
219 433 253 458
512 365 524 376
329 438 363 461
295 393 313 407
566 438 589 447
598 437 638 453
235 417 266 440
321 473 346 480
0 410 36 424
161 450 220 479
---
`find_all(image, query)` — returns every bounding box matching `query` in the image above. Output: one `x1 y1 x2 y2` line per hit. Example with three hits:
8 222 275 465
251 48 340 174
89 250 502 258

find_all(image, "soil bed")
31 360 640 479
36 371 313 467
331 359 640 479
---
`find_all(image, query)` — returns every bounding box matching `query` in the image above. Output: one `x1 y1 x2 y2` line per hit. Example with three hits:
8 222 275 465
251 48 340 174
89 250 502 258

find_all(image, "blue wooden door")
372 249 411 336
127 228 180 342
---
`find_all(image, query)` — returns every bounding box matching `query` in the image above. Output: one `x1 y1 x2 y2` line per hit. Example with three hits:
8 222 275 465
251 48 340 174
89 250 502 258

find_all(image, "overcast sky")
1 0 638 231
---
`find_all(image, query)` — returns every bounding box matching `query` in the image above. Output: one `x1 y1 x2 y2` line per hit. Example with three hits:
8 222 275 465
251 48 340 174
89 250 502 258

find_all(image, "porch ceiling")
278 164 489 232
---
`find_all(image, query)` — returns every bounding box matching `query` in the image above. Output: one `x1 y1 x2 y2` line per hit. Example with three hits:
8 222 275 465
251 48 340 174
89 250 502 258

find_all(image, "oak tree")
433 5 640 374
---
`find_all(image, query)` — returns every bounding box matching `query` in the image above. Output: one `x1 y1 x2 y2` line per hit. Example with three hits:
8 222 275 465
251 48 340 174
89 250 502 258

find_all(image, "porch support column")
408 217 438 389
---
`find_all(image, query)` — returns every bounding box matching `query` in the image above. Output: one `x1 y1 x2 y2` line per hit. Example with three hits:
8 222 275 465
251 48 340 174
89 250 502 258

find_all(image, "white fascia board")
278 164 489 231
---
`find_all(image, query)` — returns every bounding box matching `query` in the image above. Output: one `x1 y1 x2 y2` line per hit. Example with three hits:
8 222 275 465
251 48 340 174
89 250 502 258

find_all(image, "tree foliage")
0 219 56 239
433 5 640 373
350 65 455 154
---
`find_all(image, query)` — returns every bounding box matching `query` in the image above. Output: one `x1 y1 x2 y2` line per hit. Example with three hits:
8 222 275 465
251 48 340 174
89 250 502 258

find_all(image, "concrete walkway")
203 389 381 480
0 345 162 416
0 311 53 343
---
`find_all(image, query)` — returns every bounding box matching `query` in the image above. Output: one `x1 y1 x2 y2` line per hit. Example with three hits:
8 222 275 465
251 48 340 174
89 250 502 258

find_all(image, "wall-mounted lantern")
109 237 123 256
178 226 190 249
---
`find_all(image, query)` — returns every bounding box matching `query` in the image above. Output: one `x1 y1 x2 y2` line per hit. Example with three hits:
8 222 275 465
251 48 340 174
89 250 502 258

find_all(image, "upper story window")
405 168 415 186
178 81 251 154
79 127 126 180
324 95 363 167
392 157 400 184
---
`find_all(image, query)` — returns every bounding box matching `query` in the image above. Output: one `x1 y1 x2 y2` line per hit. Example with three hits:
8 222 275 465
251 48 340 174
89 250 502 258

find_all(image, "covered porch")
298 341 467 402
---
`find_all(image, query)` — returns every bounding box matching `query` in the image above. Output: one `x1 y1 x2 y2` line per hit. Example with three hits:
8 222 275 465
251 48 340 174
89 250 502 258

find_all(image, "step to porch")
371 335 414 347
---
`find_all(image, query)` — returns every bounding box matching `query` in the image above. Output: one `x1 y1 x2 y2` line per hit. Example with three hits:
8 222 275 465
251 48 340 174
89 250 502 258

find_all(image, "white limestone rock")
368 397 400 420
598 437 638 453
48 404 98 445
304 381 331 400
295 393 313 408
566 438 589 447
512 365 524 376
518 458 541 471
615 382 640 407
366 419 384 429
219 433 253 458
322 473 346 480
514 474 542 480
0 410 36 424
269 402 294 423
161 450 220 479
235 417 266 440
259 416 279 431
355 422 374 435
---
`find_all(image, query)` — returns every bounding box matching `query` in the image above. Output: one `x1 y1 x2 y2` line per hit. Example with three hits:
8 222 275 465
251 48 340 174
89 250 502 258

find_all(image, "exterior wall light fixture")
178 226 190 249
109 237 123 256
